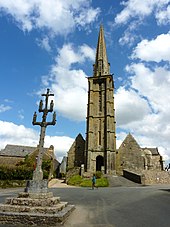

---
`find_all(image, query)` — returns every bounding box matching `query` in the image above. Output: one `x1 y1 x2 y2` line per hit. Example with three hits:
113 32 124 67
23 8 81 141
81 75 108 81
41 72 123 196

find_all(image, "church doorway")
96 155 104 171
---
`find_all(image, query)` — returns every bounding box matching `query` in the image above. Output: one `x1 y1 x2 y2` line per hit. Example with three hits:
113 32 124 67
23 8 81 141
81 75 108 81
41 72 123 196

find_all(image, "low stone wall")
141 170 170 185
123 170 142 184
123 169 170 185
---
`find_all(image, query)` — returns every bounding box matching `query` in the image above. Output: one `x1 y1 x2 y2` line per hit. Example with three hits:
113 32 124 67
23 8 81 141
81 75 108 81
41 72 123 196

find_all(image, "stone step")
18 191 53 199
5 196 61 206
0 204 75 226
0 202 68 214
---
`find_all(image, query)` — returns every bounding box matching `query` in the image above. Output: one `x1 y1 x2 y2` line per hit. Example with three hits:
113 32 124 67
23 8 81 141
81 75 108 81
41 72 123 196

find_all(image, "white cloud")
75 7 100 26
119 30 136 46
0 121 38 145
156 4 170 25
36 37 51 52
0 104 11 113
0 0 100 35
115 0 170 46
44 135 74 161
115 87 150 126
55 43 95 68
0 121 74 162
127 63 170 113
115 0 170 25
80 44 96 62
18 109 24 120
41 43 95 121
132 33 170 62
116 62 170 163
51 68 88 121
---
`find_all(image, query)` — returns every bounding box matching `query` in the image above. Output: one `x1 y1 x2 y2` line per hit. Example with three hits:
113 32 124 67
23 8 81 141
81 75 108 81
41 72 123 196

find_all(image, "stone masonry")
116 133 164 175
0 189 75 226
85 25 116 174
67 133 85 170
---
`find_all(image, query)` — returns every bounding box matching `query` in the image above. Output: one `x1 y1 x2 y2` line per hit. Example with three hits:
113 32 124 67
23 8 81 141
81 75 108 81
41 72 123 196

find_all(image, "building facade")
85 25 116 174
67 134 85 170
116 133 164 175
67 26 164 179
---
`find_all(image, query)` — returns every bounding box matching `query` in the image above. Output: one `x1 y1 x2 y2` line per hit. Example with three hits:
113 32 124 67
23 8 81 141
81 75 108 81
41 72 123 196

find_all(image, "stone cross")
32 88 56 181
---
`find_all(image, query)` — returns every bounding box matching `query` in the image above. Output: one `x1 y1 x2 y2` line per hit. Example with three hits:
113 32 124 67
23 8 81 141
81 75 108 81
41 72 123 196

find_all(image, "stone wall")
67 134 85 169
116 134 163 175
141 170 170 185
123 169 170 185
123 170 142 184
116 134 144 175
151 156 163 170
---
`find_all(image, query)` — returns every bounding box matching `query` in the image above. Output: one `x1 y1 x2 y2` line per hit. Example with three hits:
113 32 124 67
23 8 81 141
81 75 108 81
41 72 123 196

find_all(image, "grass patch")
67 175 83 186
67 175 109 187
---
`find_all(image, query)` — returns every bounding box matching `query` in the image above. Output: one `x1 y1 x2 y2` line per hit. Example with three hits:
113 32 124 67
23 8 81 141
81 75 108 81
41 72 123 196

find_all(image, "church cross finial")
93 25 110 77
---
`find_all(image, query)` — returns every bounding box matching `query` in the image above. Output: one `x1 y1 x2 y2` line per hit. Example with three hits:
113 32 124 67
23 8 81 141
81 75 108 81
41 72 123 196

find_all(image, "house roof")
0 144 47 157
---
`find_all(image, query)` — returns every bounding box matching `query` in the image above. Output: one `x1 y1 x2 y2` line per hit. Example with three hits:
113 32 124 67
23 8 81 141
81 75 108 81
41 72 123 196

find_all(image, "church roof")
93 25 110 77
0 144 47 157
141 148 159 155
120 133 140 149
119 134 160 156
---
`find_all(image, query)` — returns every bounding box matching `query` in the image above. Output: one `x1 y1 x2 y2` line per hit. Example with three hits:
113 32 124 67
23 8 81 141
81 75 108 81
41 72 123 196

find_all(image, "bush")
95 171 102 179
0 180 26 188
0 166 33 180
80 178 92 187
67 175 82 186
96 177 109 187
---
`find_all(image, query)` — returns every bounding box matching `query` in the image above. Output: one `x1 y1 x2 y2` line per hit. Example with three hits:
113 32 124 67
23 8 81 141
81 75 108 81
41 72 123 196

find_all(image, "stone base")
25 179 48 193
0 190 75 226
0 205 75 226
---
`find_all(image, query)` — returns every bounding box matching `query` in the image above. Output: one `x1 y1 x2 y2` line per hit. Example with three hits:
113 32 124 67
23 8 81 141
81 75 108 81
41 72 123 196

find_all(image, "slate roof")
141 147 159 155
0 144 47 157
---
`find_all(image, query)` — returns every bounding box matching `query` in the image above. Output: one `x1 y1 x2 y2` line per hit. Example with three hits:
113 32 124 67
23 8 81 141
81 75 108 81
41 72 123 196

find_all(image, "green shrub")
0 166 33 180
0 180 26 188
67 175 82 186
80 178 92 187
96 177 109 187
95 171 102 179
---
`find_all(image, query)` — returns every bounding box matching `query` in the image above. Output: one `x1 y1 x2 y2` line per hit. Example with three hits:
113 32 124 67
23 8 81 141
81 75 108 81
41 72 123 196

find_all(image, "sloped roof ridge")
121 133 140 148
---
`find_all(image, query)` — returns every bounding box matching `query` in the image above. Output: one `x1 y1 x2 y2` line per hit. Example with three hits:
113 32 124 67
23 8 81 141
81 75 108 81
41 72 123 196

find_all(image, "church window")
98 131 101 145
99 83 102 112
98 119 102 145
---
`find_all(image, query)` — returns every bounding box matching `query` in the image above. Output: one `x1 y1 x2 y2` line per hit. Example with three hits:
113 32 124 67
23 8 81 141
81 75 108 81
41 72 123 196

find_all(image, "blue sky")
0 0 170 164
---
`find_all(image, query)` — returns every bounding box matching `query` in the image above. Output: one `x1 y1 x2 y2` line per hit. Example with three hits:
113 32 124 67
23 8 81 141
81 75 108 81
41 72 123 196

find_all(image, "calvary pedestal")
0 89 75 226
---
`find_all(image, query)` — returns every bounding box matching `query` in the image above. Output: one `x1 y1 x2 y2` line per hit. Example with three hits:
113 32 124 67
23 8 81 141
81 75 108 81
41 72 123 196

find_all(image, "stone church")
84 25 116 174
67 25 164 177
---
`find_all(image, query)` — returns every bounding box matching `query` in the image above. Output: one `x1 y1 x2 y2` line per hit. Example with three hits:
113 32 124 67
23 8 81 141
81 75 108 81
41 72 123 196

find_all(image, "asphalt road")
0 185 170 227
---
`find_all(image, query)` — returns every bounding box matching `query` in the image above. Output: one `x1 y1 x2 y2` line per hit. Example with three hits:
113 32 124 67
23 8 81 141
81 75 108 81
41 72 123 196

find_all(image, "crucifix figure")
32 88 56 181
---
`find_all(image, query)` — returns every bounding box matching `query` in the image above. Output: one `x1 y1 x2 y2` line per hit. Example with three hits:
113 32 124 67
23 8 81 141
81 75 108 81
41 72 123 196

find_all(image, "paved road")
0 185 170 227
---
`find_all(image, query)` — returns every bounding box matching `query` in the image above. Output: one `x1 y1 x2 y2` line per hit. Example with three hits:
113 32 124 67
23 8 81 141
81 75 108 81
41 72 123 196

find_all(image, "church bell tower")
85 25 116 174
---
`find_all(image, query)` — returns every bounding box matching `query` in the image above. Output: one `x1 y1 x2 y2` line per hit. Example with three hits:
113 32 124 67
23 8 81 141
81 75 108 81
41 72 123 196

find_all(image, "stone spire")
93 25 110 77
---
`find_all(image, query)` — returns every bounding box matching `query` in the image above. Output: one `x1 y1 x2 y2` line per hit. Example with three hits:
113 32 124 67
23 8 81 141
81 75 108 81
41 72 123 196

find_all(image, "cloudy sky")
0 0 170 164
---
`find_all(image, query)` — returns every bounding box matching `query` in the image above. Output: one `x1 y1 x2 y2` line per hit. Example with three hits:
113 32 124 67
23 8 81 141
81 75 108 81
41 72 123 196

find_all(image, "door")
96 155 104 171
